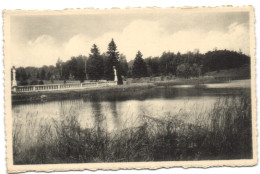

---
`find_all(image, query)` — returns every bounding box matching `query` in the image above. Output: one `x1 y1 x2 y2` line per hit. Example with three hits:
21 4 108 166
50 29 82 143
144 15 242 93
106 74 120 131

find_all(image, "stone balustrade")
13 81 117 93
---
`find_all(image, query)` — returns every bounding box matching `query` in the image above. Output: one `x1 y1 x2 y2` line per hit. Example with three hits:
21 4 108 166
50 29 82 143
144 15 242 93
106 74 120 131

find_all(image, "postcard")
4 6 256 173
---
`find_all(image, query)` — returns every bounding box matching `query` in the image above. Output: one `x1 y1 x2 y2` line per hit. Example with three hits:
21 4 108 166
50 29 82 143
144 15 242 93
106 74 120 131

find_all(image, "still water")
12 86 248 134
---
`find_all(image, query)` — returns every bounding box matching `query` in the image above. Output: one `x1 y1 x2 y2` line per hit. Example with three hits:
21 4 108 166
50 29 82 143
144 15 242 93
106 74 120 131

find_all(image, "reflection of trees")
109 101 121 130
90 101 108 160
91 101 105 135
110 101 118 117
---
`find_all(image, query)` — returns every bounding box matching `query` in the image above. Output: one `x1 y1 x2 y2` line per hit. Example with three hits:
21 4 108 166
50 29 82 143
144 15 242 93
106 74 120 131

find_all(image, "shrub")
30 80 38 85
20 80 29 86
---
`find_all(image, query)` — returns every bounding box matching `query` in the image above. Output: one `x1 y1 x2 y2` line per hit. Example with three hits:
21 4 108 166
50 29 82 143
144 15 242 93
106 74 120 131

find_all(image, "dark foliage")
20 80 28 86
138 50 250 78
64 55 86 81
39 80 44 85
87 44 104 80
30 80 39 85
132 51 147 78
202 50 250 73
40 69 46 80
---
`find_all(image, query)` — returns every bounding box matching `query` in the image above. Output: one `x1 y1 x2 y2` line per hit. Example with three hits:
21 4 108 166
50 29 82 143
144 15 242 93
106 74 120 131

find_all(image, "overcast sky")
10 10 250 67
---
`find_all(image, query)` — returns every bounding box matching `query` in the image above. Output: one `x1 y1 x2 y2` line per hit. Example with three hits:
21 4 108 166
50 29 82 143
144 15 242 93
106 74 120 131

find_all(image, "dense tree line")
15 39 126 85
14 65 58 85
130 49 249 78
14 38 250 85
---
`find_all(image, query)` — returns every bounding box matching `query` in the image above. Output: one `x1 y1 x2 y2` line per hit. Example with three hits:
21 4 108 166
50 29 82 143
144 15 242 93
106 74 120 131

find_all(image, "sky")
10 10 250 67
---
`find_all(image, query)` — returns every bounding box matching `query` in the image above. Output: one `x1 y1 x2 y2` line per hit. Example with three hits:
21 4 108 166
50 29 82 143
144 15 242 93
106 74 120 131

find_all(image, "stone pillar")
113 66 118 82
11 67 17 87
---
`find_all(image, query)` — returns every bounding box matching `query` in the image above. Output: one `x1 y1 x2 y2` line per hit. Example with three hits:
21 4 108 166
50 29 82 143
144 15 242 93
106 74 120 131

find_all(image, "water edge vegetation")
13 92 252 164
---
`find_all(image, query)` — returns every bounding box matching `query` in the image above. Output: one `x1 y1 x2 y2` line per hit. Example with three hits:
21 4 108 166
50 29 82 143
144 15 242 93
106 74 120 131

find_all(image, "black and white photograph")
3 6 256 173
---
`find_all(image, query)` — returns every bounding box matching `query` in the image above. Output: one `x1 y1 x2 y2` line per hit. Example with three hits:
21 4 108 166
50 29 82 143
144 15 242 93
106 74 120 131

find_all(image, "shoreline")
12 83 155 104
11 78 250 104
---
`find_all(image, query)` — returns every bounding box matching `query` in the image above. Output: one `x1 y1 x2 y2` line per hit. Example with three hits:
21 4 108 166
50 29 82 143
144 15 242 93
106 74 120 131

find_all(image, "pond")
12 84 250 133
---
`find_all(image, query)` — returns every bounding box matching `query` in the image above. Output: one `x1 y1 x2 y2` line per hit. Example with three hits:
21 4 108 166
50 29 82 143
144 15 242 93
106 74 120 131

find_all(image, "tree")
145 57 160 76
87 44 104 80
105 39 123 84
75 55 86 81
176 63 190 78
132 51 147 78
16 67 28 81
27 73 31 79
160 52 179 76
119 54 128 77
47 72 52 80
40 69 46 80
56 58 63 80
36 72 40 79
190 63 201 77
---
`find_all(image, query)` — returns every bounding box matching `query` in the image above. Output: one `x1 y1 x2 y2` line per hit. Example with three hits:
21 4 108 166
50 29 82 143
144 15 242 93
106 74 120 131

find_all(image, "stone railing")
13 81 117 93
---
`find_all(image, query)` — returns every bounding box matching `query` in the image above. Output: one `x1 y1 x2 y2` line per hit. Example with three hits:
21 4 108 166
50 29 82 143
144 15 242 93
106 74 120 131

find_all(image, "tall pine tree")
132 51 147 78
87 44 104 80
104 39 123 84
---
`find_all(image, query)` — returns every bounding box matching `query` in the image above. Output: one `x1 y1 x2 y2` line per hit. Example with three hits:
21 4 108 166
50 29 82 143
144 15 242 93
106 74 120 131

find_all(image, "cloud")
11 20 250 67
62 34 92 58
11 35 61 67
201 23 249 53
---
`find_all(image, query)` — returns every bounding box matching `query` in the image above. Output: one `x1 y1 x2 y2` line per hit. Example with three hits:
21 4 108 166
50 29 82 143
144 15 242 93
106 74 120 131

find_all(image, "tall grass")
13 93 252 164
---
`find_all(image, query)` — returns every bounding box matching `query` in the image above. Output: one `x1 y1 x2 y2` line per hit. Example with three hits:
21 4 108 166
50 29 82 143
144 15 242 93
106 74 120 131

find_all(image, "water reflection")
12 87 249 133
109 101 121 131
91 101 105 137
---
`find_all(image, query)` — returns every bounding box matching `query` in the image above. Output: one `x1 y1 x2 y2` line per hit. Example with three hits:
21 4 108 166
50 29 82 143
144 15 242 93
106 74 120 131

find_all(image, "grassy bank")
13 93 252 164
